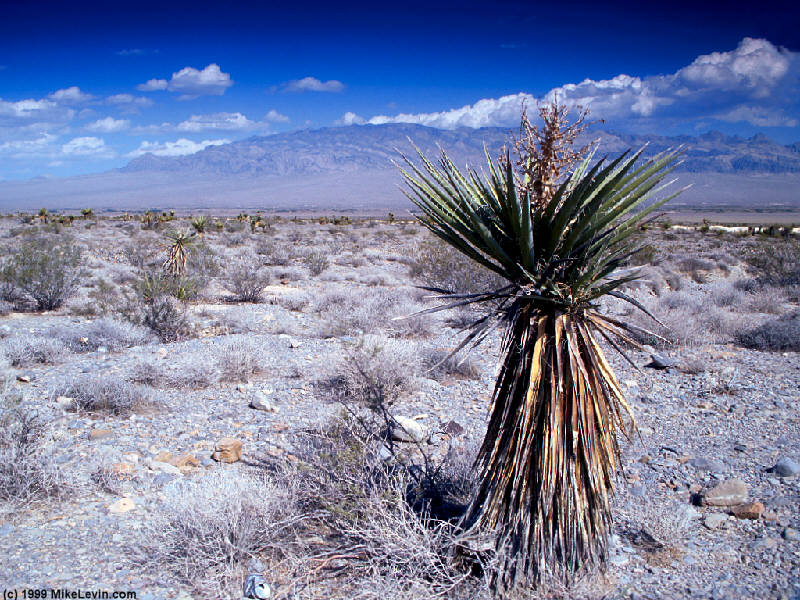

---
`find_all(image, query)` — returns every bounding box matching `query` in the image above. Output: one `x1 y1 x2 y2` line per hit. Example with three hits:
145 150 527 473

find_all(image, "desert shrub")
215 337 265 382
735 311 800 351
187 243 221 295
744 240 800 287
676 257 714 284
0 394 71 505
133 470 295 598
59 374 153 415
128 360 167 387
745 287 786 314
2 335 68 366
708 280 745 308
123 243 157 270
1 237 83 310
53 318 153 352
223 256 270 303
409 238 505 296
627 244 658 266
316 289 432 338
141 295 190 342
164 362 219 389
328 335 420 409
135 271 198 302
304 250 330 276
423 349 481 380
271 291 311 312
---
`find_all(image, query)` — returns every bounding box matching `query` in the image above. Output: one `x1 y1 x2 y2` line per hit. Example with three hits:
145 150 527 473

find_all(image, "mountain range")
1 124 799 213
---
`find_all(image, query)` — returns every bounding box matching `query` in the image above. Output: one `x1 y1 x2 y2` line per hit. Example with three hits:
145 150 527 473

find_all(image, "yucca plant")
397 104 686 593
162 230 196 277
190 216 208 234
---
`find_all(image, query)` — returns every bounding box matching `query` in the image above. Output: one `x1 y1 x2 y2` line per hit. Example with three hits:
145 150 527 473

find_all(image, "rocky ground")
0 216 798 599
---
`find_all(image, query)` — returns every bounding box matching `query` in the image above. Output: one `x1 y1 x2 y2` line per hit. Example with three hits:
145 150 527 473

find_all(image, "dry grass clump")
423 348 482 380
215 337 265 382
316 288 432 338
2 335 68 366
409 238 505 296
133 469 297 599
327 335 420 409
53 318 154 352
222 255 271 303
0 381 73 505
59 374 154 415
735 311 800 352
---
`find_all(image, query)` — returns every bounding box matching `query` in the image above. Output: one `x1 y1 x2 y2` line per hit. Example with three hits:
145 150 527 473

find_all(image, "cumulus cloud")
86 117 130 133
48 86 94 104
127 138 230 158
176 112 254 132
284 77 344 93
136 64 233 99
265 109 289 123
0 97 74 125
106 93 153 108
361 38 799 131
335 111 367 126
61 136 113 157
0 134 58 157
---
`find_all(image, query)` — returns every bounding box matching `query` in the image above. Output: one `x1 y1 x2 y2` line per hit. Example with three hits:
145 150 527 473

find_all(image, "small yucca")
162 230 196 277
398 103 686 593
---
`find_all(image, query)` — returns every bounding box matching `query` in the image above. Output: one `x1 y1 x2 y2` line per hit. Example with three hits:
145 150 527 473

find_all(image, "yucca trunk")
461 303 630 590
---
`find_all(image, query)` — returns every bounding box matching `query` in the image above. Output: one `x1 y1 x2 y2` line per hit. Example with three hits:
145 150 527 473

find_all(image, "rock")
16 375 31 383
200 458 215 468
782 527 797 540
108 498 135 514
151 461 182 475
152 473 177 487
288 338 301 349
771 457 800 478
243 573 271 599
110 463 136 478
250 391 279 412
702 479 748 507
730 501 764 520
89 429 114 441
391 416 429 444
171 453 199 469
153 450 172 463
55 395 73 408
645 353 675 370
237 382 254 392
690 457 725 472
443 420 465 437
156 348 167 358
212 437 243 463
704 513 728 529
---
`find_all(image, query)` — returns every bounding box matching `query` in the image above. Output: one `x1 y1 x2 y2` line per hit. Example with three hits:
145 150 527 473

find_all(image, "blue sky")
1 0 799 180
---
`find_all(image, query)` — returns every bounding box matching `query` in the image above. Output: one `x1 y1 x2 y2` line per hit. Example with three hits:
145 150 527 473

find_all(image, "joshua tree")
398 101 685 593
162 230 196 277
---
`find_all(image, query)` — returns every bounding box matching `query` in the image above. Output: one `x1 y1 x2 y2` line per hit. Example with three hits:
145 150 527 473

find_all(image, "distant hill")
121 124 800 176
2 124 799 213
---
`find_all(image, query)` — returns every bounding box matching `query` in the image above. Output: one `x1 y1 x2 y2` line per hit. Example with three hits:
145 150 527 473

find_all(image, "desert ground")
0 212 798 600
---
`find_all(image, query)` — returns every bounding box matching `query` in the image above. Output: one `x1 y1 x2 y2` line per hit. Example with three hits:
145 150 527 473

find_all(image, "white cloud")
137 64 233 99
61 136 113 157
361 38 799 131
0 97 74 125
86 117 130 133
0 134 58 157
176 112 254 132
368 93 532 129
335 111 366 126
137 78 168 92
265 109 289 123
48 86 94 104
284 77 344 93
127 138 230 158
106 93 153 108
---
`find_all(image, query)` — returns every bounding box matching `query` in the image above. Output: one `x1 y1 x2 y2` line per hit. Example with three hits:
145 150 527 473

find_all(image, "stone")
89 429 113 441
110 463 136 478
391 416 429 444
153 450 173 463
443 420 465 437
730 501 764 520
243 573 271 599
646 353 675 370
201 458 215 468
782 527 797 540
250 391 279 412
55 396 73 408
690 457 725 472
771 457 800 478
171 453 200 469
212 437 243 463
108 498 135 514
288 338 301 349
702 479 748 507
152 473 177 487
703 513 728 529
16 375 31 383
151 461 182 475
157 347 167 358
